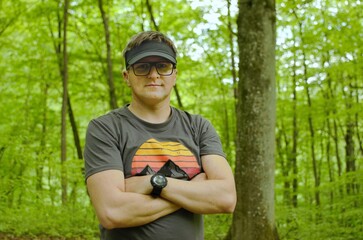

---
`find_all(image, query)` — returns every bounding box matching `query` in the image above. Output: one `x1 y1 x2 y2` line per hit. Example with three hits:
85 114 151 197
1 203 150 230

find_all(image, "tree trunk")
61 0 69 205
36 81 49 194
291 46 298 208
344 84 356 195
227 0 238 102
232 0 278 239
145 0 159 31
276 122 291 206
293 10 320 207
98 0 118 110
47 0 83 160
67 96 83 159
144 0 183 109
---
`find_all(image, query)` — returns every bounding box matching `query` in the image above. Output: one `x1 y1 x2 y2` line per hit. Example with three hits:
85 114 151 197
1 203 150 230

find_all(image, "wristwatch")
150 173 168 196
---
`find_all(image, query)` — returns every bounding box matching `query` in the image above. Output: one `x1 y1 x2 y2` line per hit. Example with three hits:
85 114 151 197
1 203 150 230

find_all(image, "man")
84 31 236 240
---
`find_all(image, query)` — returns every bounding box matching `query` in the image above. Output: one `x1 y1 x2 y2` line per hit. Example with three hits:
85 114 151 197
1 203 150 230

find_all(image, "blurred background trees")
0 0 362 239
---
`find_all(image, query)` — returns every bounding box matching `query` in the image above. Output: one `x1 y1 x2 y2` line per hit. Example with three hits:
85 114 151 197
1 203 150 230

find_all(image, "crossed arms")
86 154 237 229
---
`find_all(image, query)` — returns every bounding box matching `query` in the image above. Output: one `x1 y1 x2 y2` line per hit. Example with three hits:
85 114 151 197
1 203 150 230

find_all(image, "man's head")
122 31 177 69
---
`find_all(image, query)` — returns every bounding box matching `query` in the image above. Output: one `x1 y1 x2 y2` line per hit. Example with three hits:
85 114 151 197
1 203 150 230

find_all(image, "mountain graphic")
131 138 201 179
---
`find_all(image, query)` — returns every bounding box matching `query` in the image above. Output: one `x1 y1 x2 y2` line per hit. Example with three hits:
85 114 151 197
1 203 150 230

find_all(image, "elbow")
98 209 128 230
227 199 237 213
98 211 117 230
219 191 237 213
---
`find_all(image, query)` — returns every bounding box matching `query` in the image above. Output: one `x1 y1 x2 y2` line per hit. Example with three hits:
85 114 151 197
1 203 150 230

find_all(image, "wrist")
150 173 168 197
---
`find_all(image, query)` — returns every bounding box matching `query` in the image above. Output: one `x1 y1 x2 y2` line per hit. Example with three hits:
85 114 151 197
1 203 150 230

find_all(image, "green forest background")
0 0 362 239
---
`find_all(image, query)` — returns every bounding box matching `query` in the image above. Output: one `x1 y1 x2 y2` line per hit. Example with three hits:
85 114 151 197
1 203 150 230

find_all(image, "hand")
125 175 152 194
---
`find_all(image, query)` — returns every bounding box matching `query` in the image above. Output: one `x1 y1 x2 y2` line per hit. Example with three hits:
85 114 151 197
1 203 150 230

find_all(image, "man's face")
123 56 177 105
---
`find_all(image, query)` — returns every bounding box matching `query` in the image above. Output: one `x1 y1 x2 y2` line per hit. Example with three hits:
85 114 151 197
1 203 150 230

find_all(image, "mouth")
146 84 162 87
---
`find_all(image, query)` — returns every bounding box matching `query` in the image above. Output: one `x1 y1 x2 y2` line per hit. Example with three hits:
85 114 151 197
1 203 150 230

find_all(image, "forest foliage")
0 0 362 239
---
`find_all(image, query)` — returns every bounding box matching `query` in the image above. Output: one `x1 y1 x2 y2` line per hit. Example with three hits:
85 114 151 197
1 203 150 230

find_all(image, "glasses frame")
129 62 176 76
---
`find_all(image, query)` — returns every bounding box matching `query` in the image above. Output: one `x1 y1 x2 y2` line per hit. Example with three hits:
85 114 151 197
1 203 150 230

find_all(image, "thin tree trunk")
232 0 278 239
276 122 291 206
61 0 70 205
173 84 183 109
293 10 320 207
67 96 83 159
0 146 5 162
344 84 356 195
326 116 334 205
47 0 83 161
98 0 118 109
326 73 343 179
36 81 49 194
145 0 159 31
291 45 298 208
227 0 238 102
144 0 183 108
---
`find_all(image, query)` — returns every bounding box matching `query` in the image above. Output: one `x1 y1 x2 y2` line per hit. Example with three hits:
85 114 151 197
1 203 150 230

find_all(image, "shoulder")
86 107 131 134
171 107 215 136
172 107 208 125
90 107 129 125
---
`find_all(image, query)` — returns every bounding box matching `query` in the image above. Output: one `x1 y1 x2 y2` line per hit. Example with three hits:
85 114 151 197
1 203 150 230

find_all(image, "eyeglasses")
130 62 176 76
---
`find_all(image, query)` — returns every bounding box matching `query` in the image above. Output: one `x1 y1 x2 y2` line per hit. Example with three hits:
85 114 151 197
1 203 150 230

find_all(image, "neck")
128 101 171 124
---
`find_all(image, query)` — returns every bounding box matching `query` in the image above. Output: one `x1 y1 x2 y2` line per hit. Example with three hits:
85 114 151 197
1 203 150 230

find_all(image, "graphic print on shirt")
131 138 201 179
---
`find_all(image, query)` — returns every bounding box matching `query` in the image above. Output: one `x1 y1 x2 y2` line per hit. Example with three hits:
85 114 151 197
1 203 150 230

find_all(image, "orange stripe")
136 149 194 156
133 155 196 162
132 162 166 168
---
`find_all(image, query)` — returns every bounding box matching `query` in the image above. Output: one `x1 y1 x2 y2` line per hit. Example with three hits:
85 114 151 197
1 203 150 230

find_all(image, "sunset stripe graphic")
131 138 200 178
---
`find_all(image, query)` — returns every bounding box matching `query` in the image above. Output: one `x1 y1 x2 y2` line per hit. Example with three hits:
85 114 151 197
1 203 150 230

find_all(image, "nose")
148 65 160 78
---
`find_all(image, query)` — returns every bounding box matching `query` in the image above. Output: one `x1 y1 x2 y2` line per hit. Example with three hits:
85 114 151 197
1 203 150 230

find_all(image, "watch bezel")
150 173 168 196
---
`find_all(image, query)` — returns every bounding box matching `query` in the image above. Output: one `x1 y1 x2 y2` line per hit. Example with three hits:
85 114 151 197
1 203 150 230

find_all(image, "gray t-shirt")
84 106 226 240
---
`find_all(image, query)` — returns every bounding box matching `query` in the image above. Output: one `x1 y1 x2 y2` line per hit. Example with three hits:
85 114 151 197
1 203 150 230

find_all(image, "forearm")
161 178 235 214
160 155 237 214
101 192 180 229
87 171 180 230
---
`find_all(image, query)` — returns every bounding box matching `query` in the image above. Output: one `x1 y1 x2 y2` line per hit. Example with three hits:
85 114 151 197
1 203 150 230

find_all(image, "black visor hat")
125 41 177 68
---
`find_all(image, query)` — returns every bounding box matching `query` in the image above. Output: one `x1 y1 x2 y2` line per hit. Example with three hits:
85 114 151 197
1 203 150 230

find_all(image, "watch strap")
151 186 162 196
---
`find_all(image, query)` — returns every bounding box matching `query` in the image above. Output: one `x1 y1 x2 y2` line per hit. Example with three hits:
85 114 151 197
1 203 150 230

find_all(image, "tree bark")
61 0 69 205
232 0 278 239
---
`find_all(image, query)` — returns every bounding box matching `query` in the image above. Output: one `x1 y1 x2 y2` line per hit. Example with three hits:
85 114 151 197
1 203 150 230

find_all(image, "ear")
123 70 131 86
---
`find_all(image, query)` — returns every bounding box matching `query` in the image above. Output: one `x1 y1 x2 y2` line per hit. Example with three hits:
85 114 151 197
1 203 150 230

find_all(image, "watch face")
153 174 167 187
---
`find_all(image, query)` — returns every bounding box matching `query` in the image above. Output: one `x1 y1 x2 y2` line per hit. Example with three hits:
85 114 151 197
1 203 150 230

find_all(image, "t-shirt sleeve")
197 117 226 158
84 117 124 180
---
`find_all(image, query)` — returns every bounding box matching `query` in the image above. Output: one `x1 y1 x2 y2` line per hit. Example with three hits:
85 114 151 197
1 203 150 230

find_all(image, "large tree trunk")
232 0 278 239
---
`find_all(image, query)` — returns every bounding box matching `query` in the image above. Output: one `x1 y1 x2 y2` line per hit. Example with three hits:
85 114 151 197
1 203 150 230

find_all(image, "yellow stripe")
136 148 194 156
143 142 188 150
